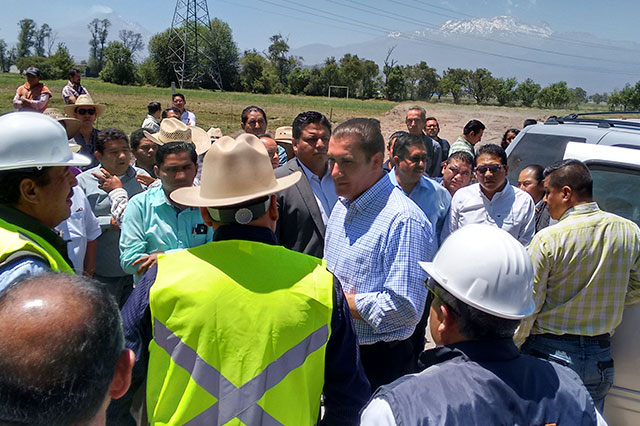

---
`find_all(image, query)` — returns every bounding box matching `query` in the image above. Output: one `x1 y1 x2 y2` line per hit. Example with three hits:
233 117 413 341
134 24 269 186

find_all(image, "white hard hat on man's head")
0 112 91 171
419 224 535 320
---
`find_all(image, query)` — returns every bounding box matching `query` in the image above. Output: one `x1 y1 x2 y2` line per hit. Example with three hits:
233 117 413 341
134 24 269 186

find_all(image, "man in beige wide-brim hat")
63 94 106 118
64 94 106 170
110 132 371 425
144 118 211 156
275 125 295 161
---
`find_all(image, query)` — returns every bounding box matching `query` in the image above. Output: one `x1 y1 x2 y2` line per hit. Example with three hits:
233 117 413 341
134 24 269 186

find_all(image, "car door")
564 142 640 425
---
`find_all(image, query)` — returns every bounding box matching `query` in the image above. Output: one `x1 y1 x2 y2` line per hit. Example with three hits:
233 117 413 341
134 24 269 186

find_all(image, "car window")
589 165 640 227
507 133 586 183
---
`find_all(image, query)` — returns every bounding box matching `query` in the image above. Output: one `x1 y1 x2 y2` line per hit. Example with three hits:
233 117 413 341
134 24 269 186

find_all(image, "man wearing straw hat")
64 94 107 170
0 112 91 288
109 133 370 426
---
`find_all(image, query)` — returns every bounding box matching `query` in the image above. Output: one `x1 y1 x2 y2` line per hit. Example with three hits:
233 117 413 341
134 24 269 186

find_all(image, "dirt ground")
377 101 553 148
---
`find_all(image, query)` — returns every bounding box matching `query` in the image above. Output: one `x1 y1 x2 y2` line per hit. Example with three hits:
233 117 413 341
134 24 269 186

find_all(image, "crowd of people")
0 67 639 426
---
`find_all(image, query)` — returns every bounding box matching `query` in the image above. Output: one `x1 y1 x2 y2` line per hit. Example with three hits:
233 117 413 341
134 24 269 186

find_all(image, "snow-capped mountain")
437 16 552 38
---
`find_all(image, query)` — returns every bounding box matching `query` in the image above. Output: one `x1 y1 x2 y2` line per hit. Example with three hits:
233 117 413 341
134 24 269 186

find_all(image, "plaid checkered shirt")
324 173 434 345
515 202 640 346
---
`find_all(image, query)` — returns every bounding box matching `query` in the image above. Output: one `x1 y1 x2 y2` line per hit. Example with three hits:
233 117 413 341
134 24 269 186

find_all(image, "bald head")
0 273 126 426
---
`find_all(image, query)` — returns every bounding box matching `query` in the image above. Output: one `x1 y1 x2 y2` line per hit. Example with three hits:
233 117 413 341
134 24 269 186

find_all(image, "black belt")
537 333 610 346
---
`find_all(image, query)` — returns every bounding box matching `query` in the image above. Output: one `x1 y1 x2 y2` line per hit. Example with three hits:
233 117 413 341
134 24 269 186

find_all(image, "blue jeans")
521 334 614 413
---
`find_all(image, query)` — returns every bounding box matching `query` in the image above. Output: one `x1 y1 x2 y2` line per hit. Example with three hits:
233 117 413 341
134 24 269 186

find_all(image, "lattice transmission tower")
168 0 223 89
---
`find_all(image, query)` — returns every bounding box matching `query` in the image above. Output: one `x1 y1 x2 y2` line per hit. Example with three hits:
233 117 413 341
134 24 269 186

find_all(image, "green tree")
206 18 240 91
239 49 278 93
266 34 299 88
515 78 541 107
320 57 341 96
590 93 608 104
569 87 588 107
34 23 51 57
99 41 138 85
48 43 75 79
287 67 311 95
87 18 111 76
16 19 36 58
466 68 497 104
303 66 325 96
413 61 439 101
338 54 379 99
607 91 622 110
536 81 571 108
494 77 518 106
16 56 53 78
440 68 469 104
617 84 637 109
386 65 407 101
0 40 8 72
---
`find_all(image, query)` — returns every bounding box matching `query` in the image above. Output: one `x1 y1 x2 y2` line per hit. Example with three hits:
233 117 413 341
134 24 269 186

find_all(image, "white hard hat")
0 112 91 171
419 224 535 319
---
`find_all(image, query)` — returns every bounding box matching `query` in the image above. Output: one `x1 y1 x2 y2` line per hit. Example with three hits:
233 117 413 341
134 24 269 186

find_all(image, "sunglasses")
475 164 505 174
76 108 96 116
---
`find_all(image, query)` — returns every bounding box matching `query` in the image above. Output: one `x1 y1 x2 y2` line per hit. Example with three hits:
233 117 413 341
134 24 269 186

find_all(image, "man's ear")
371 151 384 169
561 185 573 201
94 151 103 163
153 165 159 177
200 207 214 227
109 349 135 400
268 194 278 222
391 155 400 168
18 177 40 205
438 304 458 335
292 138 299 155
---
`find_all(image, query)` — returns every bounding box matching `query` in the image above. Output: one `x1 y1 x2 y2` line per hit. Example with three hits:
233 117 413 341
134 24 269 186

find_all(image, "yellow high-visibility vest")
148 239 334 425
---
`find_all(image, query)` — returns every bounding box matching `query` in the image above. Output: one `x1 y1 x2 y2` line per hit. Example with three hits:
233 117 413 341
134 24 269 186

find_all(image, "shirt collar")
341 172 392 213
559 201 599 221
418 338 521 368
297 159 328 181
213 224 278 245
388 167 426 196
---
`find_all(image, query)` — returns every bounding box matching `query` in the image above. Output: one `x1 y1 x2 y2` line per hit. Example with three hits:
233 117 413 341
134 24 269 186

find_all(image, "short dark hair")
155 141 197 167
68 68 80 79
522 164 544 183
425 116 438 123
392 132 425 159
96 128 129 154
292 111 331 139
523 119 537 128
161 107 181 119
463 119 486 136
241 106 267 125
543 159 593 199
147 102 161 115
477 143 507 165
501 128 519 149
172 93 185 102
387 131 407 150
0 167 51 205
130 128 154 151
332 118 384 161
432 281 520 340
446 150 475 167
0 273 124 426
407 106 426 120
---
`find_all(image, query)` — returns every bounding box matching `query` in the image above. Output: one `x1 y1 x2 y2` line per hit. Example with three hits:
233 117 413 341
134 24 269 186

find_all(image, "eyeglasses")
475 164 505 174
426 278 460 316
447 167 471 177
76 108 96 116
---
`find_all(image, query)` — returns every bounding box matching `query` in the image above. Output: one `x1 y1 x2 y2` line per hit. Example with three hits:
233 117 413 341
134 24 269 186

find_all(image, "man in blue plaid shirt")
324 118 434 392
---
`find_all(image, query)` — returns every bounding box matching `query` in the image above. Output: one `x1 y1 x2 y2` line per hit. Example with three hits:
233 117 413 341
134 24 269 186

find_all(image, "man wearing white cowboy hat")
360 225 607 426
144 118 211 186
65 94 107 170
109 133 370 426
0 112 91 288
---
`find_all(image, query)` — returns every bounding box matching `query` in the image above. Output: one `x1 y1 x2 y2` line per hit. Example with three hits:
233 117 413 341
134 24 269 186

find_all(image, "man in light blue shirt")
325 118 434 391
120 142 213 281
388 132 451 248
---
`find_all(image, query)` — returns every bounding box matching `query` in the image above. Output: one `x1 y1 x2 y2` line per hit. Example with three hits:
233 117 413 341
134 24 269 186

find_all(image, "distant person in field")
142 102 161 132
449 119 485 159
259 134 280 169
405 106 442 177
62 68 89 105
13 67 52 112
425 116 450 167
241 105 288 164
64 94 106 170
523 118 537 128
162 107 181 121
172 93 196 126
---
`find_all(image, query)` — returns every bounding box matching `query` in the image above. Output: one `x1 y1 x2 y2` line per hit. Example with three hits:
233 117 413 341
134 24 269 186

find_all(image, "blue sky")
1 0 638 52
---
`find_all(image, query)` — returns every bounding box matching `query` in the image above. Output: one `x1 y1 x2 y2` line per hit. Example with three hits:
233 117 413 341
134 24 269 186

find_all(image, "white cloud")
91 5 113 14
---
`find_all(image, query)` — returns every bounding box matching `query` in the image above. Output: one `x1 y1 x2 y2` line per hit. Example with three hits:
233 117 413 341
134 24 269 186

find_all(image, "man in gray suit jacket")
275 111 336 258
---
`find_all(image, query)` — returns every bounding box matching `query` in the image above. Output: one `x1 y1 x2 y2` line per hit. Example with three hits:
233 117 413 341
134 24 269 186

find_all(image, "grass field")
0 73 396 134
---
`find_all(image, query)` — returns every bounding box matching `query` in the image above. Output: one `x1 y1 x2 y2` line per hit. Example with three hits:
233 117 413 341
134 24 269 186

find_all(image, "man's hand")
110 217 120 230
344 292 364 321
136 174 156 187
93 168 123 193
132 253 161 276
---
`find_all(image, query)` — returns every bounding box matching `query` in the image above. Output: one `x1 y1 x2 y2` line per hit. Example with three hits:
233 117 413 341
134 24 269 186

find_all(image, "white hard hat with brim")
419 224 536 320
171 133 301 207
0 112 91 171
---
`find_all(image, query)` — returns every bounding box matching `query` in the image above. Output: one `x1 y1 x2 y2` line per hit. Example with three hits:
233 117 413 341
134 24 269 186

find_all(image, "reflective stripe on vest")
154 318 329 426
148 240 333 425
0 219 73 273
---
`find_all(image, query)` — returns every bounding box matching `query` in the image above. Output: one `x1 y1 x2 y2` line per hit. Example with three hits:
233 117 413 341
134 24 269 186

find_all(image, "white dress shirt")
445 181 535 245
